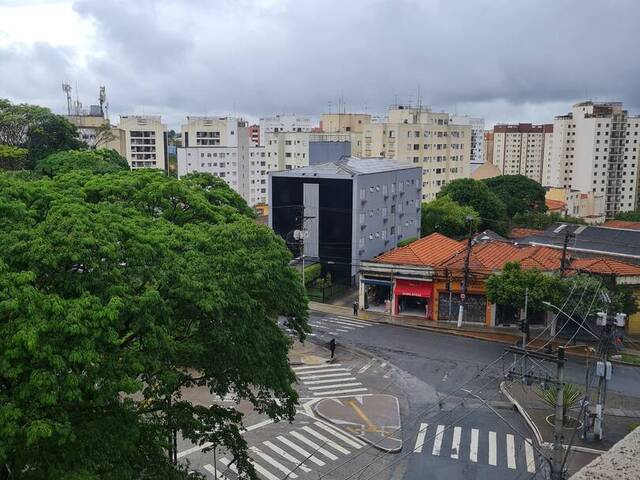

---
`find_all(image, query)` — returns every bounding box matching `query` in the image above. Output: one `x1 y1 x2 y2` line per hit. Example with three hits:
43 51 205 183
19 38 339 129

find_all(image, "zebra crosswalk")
292 363 369 397
202 420 366 480
308 316 371 337
412 423 538 473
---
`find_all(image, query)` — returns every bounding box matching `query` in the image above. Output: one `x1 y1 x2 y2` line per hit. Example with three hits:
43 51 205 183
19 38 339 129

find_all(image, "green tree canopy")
483 175 547 218
35 149 130 177
0 169 307 479
486 262 564 312
421 195 480 238
0 144 28 171
0 99 84 168
438 178 508 234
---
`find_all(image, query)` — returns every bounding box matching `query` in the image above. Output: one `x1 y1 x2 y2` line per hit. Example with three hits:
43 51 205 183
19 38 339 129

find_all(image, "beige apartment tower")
362 106 472 201
492 123 553 182
118 115 168 170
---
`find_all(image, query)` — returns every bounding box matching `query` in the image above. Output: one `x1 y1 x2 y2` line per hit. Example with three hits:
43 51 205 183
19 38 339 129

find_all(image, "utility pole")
560 230 574 276
457 216 475 328
551 346 566 480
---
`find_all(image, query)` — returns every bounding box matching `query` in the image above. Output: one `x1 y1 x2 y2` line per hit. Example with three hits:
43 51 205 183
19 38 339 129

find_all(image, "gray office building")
269 157 422 284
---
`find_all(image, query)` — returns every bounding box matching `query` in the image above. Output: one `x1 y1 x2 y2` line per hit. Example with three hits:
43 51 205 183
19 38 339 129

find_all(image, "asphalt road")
307 311 640 479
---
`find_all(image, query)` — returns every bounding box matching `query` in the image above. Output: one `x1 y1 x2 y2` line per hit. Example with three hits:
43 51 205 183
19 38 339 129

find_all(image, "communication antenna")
73 81 82 116
62 82 72 115
98 85 106 118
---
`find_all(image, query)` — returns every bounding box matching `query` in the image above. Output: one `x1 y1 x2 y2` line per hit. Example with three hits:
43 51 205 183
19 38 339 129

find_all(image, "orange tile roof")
509 227 544 239
441 242 563 272
569 257 640 276
374 232 465 266
545 199 566 211
602 220 640 231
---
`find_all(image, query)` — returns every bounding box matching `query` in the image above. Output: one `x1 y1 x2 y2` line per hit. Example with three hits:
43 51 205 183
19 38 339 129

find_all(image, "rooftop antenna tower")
62 83 72 115
73 81 82 116
98 85 106 118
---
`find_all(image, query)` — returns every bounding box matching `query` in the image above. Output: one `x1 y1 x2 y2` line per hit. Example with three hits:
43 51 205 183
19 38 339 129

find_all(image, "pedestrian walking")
353 301 358 316
328 338 336 359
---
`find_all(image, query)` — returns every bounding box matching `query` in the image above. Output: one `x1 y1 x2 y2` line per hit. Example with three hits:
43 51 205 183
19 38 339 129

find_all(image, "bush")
304 263 321 285
397 236 419 247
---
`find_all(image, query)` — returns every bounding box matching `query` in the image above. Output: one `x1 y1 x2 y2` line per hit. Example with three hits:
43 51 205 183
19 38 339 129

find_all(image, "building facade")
269 157 422 284
483 131 494 165
543 101 640 217
492 123 553 182
259 115 311 134
450 116 485 171
118 115 168 170
362 106 472 202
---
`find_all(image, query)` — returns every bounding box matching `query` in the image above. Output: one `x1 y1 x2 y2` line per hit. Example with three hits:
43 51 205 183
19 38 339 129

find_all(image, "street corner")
314 394 402 453
289 339 332 366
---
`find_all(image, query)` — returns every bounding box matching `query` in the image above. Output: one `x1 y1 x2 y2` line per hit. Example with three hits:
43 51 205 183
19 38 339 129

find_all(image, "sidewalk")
309 301 640 364
503 381 640 452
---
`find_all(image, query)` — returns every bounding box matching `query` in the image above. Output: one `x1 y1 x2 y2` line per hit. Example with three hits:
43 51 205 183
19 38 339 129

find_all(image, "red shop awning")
394 279 433 298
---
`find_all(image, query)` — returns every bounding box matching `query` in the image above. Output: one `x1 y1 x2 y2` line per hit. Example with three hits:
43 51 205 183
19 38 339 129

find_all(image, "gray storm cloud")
1 0 639 128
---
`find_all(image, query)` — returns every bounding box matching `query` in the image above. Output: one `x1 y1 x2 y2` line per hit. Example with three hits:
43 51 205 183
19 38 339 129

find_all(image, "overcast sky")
1 0 639 130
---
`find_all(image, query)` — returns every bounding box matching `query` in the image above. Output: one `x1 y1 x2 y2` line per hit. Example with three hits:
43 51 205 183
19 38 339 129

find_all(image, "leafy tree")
483 175 547 218
535 383 582 425
35 149 130 177
421 195 480 238
93 121 116 149
512 211 585 230
181 171 255 218
0 99 85 168
0 145 28 171
438 178 508 233
614 210 640 222
486 262 564 313
0 169 308 479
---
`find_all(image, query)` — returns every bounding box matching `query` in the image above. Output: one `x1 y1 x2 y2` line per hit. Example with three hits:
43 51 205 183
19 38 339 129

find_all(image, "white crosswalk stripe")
289 431 339 460
324 318 366 328
293 367 351 375
313 421 365 449
307 382 363 391
312 387 368 396
292 364 343 371
276 436 325 466
303 376 358 385
410 425 536 473
263 441 311 473
297 372 353 380
203 463 229 480
301 426 350 455
250 446 298 478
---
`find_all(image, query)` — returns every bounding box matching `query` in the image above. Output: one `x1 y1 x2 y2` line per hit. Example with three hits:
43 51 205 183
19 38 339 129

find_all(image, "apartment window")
360 188 366 200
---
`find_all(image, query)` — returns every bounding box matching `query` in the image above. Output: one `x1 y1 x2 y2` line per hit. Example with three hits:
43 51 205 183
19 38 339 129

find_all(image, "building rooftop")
520 223 640 260
374 233 465 267
545 199 566 211
509 227 544 239
270 156 421 178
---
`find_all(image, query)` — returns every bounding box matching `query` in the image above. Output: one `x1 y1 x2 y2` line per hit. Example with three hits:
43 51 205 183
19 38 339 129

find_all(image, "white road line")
298 372 353 380
506 434 516 470
301 426 350 455
451 426 461 459
524 438 536 473
203 464 228 480
303 377 358 385
379 362 387 368
312 387 368 396
246 419 274 432
250 446 298 478
249 458 281 480
294 367 351 375
289 431 338 461
277 436 325 466
358 359 375 374
177 419 273 458
218 457 237 473
432 425 445 456
324 319 364 328
293 364 342 371
488 431 497 466
307 382 362 391
333 316 370 326
414 423 428 453
308 323 330 330
314 422 365 449
470 429 479 462
263 441 311 473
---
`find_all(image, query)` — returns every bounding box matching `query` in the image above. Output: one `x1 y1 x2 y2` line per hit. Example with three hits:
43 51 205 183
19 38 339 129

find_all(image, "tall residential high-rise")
492 123 553 182
450 116 485 171
259 115 311 134
362 106 472 201
118 115 168 170
543 101 640 217
319 113 371 157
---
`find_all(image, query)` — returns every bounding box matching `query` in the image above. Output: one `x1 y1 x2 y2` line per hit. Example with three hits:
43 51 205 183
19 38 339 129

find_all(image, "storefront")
394 279 434 319
361 277 393 313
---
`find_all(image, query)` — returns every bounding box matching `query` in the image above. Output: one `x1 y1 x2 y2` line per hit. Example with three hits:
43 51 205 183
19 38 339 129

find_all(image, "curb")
500 381 544 447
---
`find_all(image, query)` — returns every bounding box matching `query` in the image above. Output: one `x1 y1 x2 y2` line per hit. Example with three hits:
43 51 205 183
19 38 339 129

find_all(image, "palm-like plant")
535 383 583 426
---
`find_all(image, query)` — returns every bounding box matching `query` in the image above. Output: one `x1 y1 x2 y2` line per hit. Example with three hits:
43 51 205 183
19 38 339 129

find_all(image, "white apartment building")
259 115 311 134
118 115 167 170
543 101 640 217
450 116 485 170
362 106 472 201
181 116 243 147
492 123 553 182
